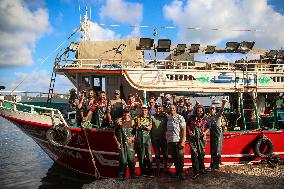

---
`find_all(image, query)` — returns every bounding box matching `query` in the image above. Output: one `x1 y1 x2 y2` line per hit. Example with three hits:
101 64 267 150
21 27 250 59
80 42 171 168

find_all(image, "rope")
223 128 262 139
83 129 101 179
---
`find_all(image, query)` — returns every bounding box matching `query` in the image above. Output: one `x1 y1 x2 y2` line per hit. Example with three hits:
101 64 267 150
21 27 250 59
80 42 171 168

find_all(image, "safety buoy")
254 136 274 158
46 124 71 147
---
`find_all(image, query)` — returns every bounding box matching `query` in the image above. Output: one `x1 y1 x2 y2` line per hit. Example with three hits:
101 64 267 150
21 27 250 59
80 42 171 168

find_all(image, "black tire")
254 137 274 158
46 127 71 147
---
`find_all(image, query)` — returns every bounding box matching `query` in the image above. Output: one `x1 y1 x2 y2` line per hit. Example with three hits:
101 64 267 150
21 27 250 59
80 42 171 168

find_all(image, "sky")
0 0 284 94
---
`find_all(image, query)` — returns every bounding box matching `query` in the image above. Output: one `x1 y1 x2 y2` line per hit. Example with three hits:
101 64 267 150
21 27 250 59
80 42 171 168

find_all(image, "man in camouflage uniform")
93 91 110 127
114 109 137 180
150 104 168 176
135 105 153 176
206 99 228 170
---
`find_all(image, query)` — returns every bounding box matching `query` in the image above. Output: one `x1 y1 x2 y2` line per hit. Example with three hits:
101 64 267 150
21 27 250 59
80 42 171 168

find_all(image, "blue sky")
0 0 284 94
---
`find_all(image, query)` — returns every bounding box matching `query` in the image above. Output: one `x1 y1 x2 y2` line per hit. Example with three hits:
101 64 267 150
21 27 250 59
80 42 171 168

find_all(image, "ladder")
240 92 261 130
46 62 58 105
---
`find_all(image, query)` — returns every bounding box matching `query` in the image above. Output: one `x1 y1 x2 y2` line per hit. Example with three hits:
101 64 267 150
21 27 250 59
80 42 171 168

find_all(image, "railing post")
13 103 16 111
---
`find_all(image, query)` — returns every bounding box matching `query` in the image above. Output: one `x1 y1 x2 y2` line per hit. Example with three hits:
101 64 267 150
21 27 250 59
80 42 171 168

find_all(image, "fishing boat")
1 10 284 178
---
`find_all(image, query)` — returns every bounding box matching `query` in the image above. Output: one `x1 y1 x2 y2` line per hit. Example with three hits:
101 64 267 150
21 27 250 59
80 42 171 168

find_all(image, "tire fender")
254 136 274 158
46 125 71 147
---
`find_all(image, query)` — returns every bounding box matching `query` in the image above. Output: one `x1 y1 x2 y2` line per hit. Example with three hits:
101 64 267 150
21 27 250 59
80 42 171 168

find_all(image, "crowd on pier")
68 88 228 180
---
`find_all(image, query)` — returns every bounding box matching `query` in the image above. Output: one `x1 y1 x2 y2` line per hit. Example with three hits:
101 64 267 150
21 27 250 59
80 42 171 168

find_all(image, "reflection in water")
0 117 94 189
39 163 94 189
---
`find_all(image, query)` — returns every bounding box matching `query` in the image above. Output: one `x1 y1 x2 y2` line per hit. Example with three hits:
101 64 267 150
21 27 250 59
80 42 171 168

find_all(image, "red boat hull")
1 113 284 178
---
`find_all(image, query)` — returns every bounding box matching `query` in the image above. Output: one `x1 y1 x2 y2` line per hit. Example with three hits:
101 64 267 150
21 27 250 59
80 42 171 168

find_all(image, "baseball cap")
141 104 148 109
114 90 120 94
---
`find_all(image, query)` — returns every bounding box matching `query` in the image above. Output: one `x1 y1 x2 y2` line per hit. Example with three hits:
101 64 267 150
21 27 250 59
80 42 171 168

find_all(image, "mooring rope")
83 129 101 179
223 128 262 139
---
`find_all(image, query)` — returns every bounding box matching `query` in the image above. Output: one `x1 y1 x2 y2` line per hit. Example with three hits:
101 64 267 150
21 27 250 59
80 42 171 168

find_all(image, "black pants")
168 142 184 175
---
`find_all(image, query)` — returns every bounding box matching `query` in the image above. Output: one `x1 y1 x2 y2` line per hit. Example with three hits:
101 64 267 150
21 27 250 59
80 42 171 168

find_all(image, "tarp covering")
77 38 143 67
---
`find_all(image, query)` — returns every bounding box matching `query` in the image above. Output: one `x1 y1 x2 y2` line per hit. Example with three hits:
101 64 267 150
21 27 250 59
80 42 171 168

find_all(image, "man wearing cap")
163 97 172 114
148 99 156 115
206 99 228 170
150 104 168 176
108 90 126 125
135 105 153 177
125 93 142 119
167 105 186 180
114 109 137 180
176 98 187 118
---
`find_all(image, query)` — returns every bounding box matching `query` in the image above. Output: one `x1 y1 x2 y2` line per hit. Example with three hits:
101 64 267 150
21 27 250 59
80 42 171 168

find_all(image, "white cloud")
0 0 50 67
9 70 50 92
99 0 143 25
4 70 73 94
89 22 121 40
163 0 284 49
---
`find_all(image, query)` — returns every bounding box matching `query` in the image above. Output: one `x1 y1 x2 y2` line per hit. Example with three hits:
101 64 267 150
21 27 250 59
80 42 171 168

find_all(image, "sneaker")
191 173 199 180
118 175 125 181
165 170 172 176
170 173 179 178
131 175 139 179
179 174 186 180
149 174 155 178
199 170 208 175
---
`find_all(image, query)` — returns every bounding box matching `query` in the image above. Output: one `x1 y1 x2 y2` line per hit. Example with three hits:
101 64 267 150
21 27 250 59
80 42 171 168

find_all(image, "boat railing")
57 58 284 73
0 99 68 127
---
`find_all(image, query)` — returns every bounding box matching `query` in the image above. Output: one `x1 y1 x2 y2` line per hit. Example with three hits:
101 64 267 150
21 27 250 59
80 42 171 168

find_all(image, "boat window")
82 76 90 87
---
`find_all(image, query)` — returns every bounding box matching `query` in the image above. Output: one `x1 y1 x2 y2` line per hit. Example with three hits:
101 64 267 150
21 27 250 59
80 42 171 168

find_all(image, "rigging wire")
9 27 80 95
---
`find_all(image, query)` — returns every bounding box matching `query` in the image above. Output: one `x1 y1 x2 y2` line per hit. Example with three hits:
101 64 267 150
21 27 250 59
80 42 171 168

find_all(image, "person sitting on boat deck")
150 103 169 177
148 99 156 116
135 105 153 177
176 98 187 118
114 109 138 181
108 90 126 125
167 104 186 180
205 99 228 170
79 89 96 127
92 91 111 128
125 93 142 119
187 104 210 179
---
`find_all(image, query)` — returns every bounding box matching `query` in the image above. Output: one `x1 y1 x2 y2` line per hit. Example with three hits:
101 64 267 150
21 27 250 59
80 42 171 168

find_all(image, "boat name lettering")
51 145 84 160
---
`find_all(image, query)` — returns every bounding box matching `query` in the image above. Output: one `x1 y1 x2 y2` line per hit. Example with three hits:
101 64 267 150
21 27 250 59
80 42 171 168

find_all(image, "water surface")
0 117 94 189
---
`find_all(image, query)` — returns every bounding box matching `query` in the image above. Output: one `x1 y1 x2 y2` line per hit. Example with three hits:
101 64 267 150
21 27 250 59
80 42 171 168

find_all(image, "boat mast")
80 6 90 41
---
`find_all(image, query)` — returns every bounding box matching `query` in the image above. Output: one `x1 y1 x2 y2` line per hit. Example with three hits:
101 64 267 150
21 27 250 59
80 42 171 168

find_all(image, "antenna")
90 7 92 21
78 0 82 24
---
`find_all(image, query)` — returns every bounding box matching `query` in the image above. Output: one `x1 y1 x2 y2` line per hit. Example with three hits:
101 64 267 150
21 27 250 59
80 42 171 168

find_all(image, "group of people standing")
68 88 228 181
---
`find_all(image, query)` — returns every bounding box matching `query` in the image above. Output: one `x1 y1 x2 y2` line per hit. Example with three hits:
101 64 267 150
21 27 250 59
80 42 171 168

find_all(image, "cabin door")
92 76 105 93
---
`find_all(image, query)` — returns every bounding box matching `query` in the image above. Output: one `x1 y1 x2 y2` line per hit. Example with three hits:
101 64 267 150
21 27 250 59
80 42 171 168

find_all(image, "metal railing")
56 58 284 73
0 99 68 127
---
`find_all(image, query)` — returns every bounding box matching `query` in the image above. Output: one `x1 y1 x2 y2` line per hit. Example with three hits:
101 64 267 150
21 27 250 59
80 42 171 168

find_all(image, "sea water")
0 117 93 189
